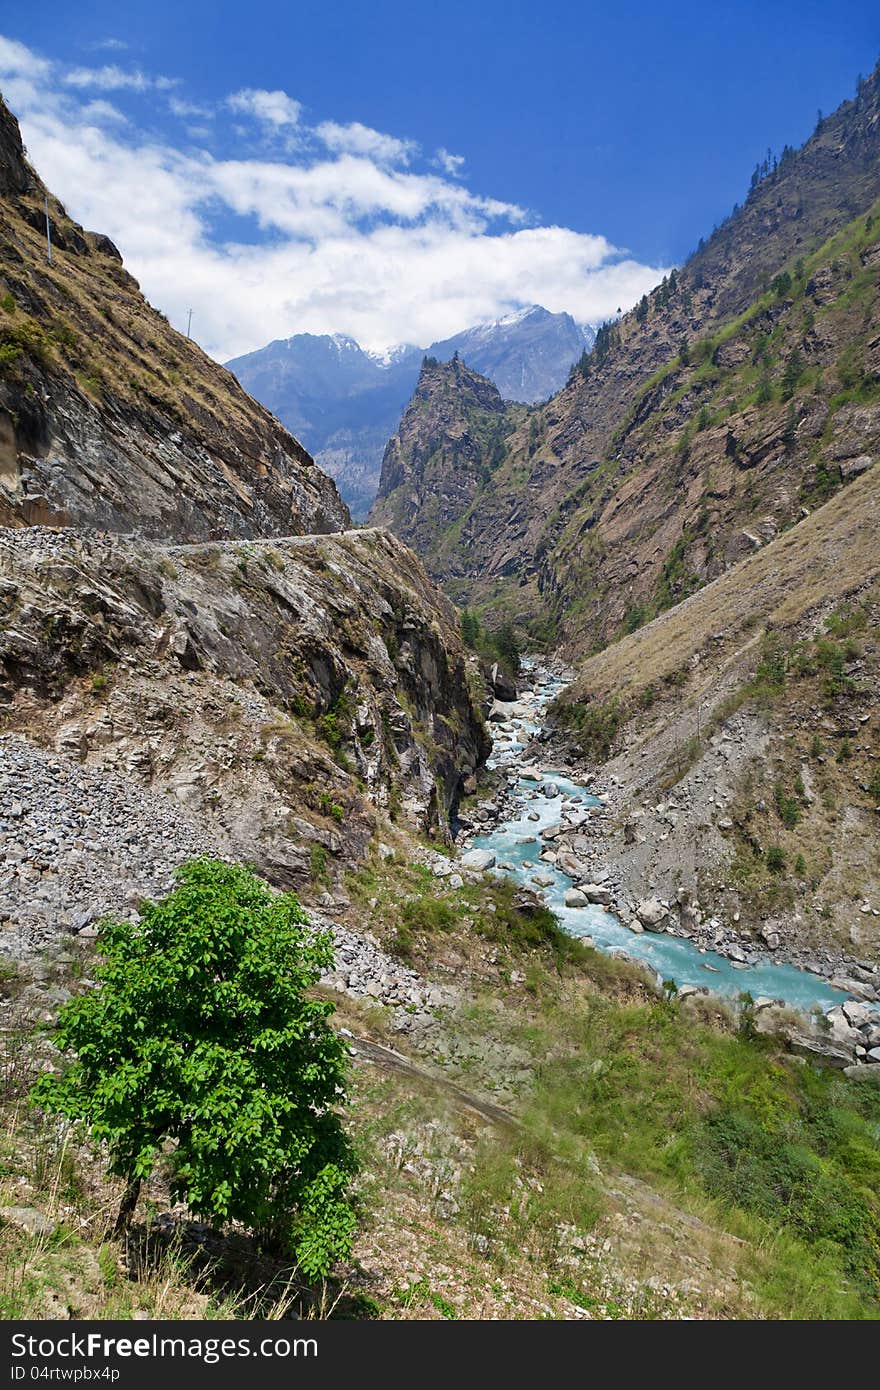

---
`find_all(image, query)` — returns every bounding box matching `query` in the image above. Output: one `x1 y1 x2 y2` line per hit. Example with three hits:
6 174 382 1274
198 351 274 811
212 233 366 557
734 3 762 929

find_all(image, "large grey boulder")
489 662 517 702
824 1006 864 1050
564 888 589 908
636 897 669 930
843 1063 880 1082
842 1000 878 1028
541 821 565 841
582 883 613 906
789 1034 854 1069
840 454 874 482
460 848 496 871
556 852 588 878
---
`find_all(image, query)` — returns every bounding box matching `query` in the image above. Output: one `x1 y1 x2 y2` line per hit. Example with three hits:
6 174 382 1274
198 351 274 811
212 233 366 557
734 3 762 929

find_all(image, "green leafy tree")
493 621 521 677
459 608 481 648
32 859 357 1278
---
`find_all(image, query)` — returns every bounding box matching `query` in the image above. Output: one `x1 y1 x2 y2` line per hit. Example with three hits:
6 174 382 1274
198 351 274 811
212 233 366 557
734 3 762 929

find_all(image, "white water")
470 666 856 1015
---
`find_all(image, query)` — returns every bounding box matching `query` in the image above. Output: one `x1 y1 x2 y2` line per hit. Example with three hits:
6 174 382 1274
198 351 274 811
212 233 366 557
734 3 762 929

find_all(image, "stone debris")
0 733 221 955
0 734 449 1032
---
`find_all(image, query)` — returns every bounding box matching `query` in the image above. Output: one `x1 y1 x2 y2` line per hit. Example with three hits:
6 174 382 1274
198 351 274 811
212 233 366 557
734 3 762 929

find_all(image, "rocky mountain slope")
0 88 494 933
377 67 880 637
226 308 593 518
549 459 880 970
0 524 489 953
0 96 347 540
369 357 525 572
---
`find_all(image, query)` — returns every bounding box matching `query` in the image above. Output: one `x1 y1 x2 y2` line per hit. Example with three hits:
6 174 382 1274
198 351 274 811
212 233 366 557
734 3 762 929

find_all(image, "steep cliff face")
0 525 489 926
0 91 495 922
0 96 348 539
369 357 524 579
544 203 880 652
376 68 880 640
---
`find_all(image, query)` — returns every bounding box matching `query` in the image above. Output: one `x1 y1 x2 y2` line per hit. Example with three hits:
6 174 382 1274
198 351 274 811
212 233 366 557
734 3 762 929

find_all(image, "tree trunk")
114 1176 142 1235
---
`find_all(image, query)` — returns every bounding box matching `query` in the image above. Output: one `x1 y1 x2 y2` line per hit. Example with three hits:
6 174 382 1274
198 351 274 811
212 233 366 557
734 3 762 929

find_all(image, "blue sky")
1 2 877 358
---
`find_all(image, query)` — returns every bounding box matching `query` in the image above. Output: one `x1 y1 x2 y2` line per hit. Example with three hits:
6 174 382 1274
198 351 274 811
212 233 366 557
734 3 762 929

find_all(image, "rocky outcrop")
0 525 490 928
369 357 524 579
0 95 348 540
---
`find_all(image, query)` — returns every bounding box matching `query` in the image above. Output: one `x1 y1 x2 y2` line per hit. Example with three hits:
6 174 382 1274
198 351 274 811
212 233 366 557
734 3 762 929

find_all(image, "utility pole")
186 308 193 339
44 195 52 265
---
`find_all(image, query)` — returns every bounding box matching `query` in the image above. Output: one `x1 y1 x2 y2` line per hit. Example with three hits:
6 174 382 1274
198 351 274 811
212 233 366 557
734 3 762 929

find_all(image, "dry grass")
562 462 880 711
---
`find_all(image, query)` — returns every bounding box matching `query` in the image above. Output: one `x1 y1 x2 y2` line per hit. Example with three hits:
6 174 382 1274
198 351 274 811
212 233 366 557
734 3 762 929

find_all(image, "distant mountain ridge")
226 307 595 517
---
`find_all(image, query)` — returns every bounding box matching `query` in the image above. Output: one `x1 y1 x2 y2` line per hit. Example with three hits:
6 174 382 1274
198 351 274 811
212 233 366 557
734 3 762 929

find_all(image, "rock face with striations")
0 525 490 945
0 95 348 540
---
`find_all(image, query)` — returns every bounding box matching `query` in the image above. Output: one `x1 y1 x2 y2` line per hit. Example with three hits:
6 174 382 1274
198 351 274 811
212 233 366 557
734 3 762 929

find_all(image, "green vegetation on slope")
32 860 357 1279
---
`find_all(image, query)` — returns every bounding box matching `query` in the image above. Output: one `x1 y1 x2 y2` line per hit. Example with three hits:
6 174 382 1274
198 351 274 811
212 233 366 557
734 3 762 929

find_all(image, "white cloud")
63 63 178 93
167 94 214 120
315 120 417 165
1 33 668 362
81 98 127 125
90 38 129 53
435 147 465 177
227 87 301 129
64 65 145 91
0 35 50 78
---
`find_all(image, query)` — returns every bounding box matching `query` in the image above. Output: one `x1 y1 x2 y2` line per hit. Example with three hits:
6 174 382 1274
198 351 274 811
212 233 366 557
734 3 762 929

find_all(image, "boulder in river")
564 888 588 908
488 703 514 723
582 883 613 906
831 976 879 1002
557 852 590 880
636 897 669 930
489 662 517 702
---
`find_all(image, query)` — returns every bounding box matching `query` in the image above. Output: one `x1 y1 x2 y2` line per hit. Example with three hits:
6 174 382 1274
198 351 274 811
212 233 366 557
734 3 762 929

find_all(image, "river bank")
454 661 880 1069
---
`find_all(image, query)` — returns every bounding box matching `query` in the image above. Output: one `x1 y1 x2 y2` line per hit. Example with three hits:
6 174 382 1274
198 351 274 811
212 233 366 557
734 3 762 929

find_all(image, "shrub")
32 860 357 1277
558 697 623 763
766 846 787 873
774 781 801 830
401 897 457 934
310 844 329 882
692 1104 880 1291
317 792 344 823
